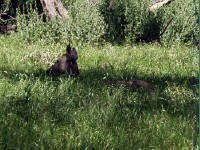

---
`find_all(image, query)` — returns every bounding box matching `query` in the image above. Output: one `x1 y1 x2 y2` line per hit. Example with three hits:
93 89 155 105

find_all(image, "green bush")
125 0 199 45
14 0 200 45
160 0 199 44
124 0 162 43
17 9 64 44
16 0 106 45
101 0 199 45
100 0 127 43
66 0 106 45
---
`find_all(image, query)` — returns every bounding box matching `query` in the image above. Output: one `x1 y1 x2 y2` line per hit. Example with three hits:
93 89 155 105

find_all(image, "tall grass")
0 35 198 149
0 1 198 149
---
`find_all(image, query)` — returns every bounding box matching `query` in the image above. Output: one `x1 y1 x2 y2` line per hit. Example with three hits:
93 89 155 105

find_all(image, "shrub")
160 0 199 45
65 0 106 45
16 0 106 45
127 0 199 45
100 0 127 43
124 0 163 43
101 0 199 45
13 0 200 45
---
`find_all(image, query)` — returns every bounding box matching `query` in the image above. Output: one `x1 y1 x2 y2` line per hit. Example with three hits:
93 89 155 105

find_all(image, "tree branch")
0 13 16 23
40 0 68 20
149 0 174 11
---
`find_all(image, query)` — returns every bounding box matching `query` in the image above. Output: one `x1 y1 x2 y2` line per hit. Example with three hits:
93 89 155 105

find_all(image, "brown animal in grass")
46 44 79 76
103 80 154 92
118 80 154 92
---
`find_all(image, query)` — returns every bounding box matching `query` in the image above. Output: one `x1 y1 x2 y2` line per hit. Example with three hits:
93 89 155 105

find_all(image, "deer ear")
66 44 71 54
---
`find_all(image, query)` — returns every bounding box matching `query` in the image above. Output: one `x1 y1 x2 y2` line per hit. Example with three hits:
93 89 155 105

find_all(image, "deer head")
46 44 79 77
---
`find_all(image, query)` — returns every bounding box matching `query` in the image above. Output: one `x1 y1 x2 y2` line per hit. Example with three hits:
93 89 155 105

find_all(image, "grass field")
0 35 199 149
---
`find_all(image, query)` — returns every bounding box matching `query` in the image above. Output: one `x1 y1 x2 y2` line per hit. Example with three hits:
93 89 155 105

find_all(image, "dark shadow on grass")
77 67 199 121
78 67 198 94
0 66 198 124
0 66 69 83
0 65 198 97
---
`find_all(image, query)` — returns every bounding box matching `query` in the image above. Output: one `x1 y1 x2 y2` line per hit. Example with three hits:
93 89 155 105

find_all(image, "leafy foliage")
0 0 9 12
66 0 106 45
100 0 127 43
100 0 199 45
14 0 199 45
124 0 163 43
16 0 106 45
17 9 63 44
160 0 199 44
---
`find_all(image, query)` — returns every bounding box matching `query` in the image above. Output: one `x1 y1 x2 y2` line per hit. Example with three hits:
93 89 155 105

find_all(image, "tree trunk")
40 0 69 20
149 0 173 11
